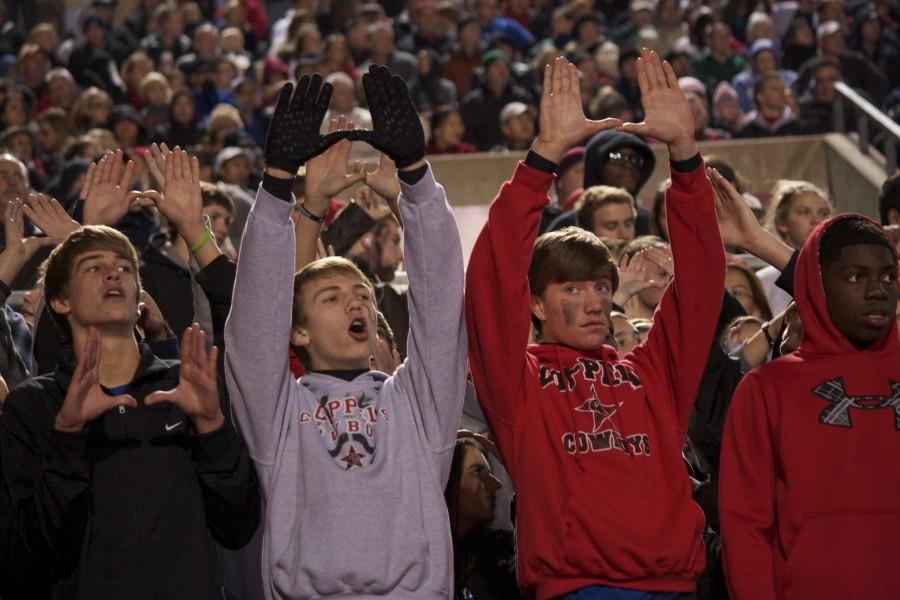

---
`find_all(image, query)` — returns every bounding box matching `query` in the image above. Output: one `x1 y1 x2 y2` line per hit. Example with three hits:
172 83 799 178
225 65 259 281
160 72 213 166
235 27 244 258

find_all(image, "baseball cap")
215 147 248 175
499 101 532 124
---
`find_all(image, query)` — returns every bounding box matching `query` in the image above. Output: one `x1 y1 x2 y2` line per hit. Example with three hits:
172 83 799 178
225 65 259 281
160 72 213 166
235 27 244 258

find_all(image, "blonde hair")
139 72 173 104
763 179 831 242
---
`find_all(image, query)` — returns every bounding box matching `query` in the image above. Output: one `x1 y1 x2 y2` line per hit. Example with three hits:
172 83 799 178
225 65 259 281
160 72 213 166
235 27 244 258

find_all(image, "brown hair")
199 181 234 212
726 263 774 320
529 228 619 334
620 234 668 260
763 179 830 242
41 226 142 338
574 185 636 233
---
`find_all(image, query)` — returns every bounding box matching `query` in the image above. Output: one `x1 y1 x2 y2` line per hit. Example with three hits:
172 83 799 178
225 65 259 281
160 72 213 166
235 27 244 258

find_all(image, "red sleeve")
465 162 554 441
629 160 726 431
720 373 778 600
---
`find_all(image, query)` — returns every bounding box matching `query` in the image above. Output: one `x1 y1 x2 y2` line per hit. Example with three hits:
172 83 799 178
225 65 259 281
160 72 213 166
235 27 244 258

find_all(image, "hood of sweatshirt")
794 213 899 357
583 130 656 192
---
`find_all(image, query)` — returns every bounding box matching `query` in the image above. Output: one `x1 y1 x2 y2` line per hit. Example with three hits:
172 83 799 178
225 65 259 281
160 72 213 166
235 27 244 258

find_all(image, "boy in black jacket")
0 149 259 599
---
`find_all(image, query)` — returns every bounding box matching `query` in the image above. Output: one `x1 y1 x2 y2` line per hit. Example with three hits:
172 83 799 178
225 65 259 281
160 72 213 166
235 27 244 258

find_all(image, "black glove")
349 65 425 169
264 74 346 174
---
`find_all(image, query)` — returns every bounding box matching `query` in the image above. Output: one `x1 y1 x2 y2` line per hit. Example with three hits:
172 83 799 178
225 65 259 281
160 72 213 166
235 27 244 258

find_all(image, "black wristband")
525 150 558 174
262 172 295 203
397 163 428 185
670 153 702 173
761 321 776 348
0 279 10 301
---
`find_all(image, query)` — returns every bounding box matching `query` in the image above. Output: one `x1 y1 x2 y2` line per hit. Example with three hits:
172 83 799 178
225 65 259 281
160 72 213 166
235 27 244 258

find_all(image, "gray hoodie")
224 165 466 599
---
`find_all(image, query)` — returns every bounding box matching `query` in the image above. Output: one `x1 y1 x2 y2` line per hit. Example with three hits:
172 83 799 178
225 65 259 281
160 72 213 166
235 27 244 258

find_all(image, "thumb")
586 118 623 134
114 394 138 409
145 388 179 407
617 122 649 136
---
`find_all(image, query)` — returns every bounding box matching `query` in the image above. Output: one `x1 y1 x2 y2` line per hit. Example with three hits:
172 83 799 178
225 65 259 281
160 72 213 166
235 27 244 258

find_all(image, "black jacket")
0 344 260 599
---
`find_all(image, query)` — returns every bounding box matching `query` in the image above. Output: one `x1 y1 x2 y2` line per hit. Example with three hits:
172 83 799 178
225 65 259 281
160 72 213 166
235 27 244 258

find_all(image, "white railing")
833 81 900 175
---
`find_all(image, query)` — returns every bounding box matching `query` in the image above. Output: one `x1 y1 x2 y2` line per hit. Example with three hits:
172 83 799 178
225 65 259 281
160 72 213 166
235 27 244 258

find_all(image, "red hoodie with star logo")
465 157 725 599
720 215 900 599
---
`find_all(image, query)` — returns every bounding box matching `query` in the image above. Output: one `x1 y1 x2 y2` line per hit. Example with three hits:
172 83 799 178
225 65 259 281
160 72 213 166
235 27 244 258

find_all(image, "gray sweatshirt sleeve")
224 185 295 467
392 164 467 461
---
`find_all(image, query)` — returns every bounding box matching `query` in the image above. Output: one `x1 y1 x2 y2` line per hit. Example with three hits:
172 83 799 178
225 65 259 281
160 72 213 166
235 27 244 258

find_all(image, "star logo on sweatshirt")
341 445 366 469
575 385 620 432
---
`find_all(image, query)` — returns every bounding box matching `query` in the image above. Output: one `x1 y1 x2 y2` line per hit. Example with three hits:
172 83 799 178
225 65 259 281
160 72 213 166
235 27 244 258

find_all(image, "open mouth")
103 288 125 299
348 317 369 342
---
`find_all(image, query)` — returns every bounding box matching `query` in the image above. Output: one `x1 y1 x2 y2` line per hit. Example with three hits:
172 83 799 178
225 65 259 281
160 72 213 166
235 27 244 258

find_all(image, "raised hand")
612 249 665 307
145 325 224 434
618 49 696 160
53 327 138 433
351 65 425 169
265 75 346 176
532 57 623 163
0 199 55 286
81 150 140 226
709 167 793 270
159 147 203 231
143 142 172 190
305 116 367 214
22 193 80 240
364 153 401 221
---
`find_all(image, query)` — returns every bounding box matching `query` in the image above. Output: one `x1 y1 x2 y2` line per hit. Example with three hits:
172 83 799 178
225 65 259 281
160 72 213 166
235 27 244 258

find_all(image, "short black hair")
877 173 900 225
819 217 894 269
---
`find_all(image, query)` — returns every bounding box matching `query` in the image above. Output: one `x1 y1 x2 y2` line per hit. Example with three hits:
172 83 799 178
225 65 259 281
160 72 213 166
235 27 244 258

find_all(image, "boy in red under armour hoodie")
465 53 726 599
720 214 900 600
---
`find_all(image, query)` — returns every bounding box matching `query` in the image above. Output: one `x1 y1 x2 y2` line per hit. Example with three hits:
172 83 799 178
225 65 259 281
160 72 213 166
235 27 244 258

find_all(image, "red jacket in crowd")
720 215 900 599
465 157 725 598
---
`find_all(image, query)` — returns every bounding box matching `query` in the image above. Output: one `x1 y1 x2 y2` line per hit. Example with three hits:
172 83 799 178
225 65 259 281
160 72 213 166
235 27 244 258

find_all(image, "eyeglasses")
608 151 645 169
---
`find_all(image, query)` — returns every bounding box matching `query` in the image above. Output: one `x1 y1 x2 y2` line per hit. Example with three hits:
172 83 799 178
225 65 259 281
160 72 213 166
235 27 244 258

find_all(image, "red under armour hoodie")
466 156 725 599
720 215 900 600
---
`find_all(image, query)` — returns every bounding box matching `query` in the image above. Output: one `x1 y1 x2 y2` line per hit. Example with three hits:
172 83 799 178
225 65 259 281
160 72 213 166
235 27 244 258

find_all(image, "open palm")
81 150 139 226
534 58 622 161
619 49 694 151
146 325 223 433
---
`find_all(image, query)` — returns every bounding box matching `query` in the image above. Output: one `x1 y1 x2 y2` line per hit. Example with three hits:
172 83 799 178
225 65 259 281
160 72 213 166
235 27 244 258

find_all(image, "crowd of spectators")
0 0 899 186
0 1 899 600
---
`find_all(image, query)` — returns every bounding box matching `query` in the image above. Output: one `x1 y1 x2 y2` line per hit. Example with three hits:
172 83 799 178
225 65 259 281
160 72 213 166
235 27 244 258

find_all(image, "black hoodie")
0 343 260 599
546 130 656 234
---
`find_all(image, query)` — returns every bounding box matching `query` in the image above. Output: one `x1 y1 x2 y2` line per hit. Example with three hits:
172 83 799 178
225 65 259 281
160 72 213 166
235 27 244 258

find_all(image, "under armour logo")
813 378 900 430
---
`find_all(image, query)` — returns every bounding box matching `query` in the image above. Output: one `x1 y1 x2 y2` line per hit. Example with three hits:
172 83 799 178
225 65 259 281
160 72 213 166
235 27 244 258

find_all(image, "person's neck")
761 105 784 120
711 48 729 62
310 357 370 371
72 327 142 388
454 517 478 540
862 39 877 55
487 81 505 97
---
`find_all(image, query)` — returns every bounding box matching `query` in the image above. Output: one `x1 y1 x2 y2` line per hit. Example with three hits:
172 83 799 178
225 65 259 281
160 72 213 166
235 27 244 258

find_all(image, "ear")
291 324 310 348
48 296 71 319
530 293 546 323
888 209 900 226
775 218 789 237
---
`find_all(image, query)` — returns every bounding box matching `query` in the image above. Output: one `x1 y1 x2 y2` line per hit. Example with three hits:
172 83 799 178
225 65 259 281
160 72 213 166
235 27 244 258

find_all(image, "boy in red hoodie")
720 214 900 599
466 52 726 598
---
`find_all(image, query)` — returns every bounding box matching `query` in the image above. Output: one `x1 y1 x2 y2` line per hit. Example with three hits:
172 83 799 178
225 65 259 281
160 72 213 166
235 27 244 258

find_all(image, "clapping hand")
532 57 622 163
145 325 224 434
81 150 141 226
54 327 138 433
618 49 696 161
